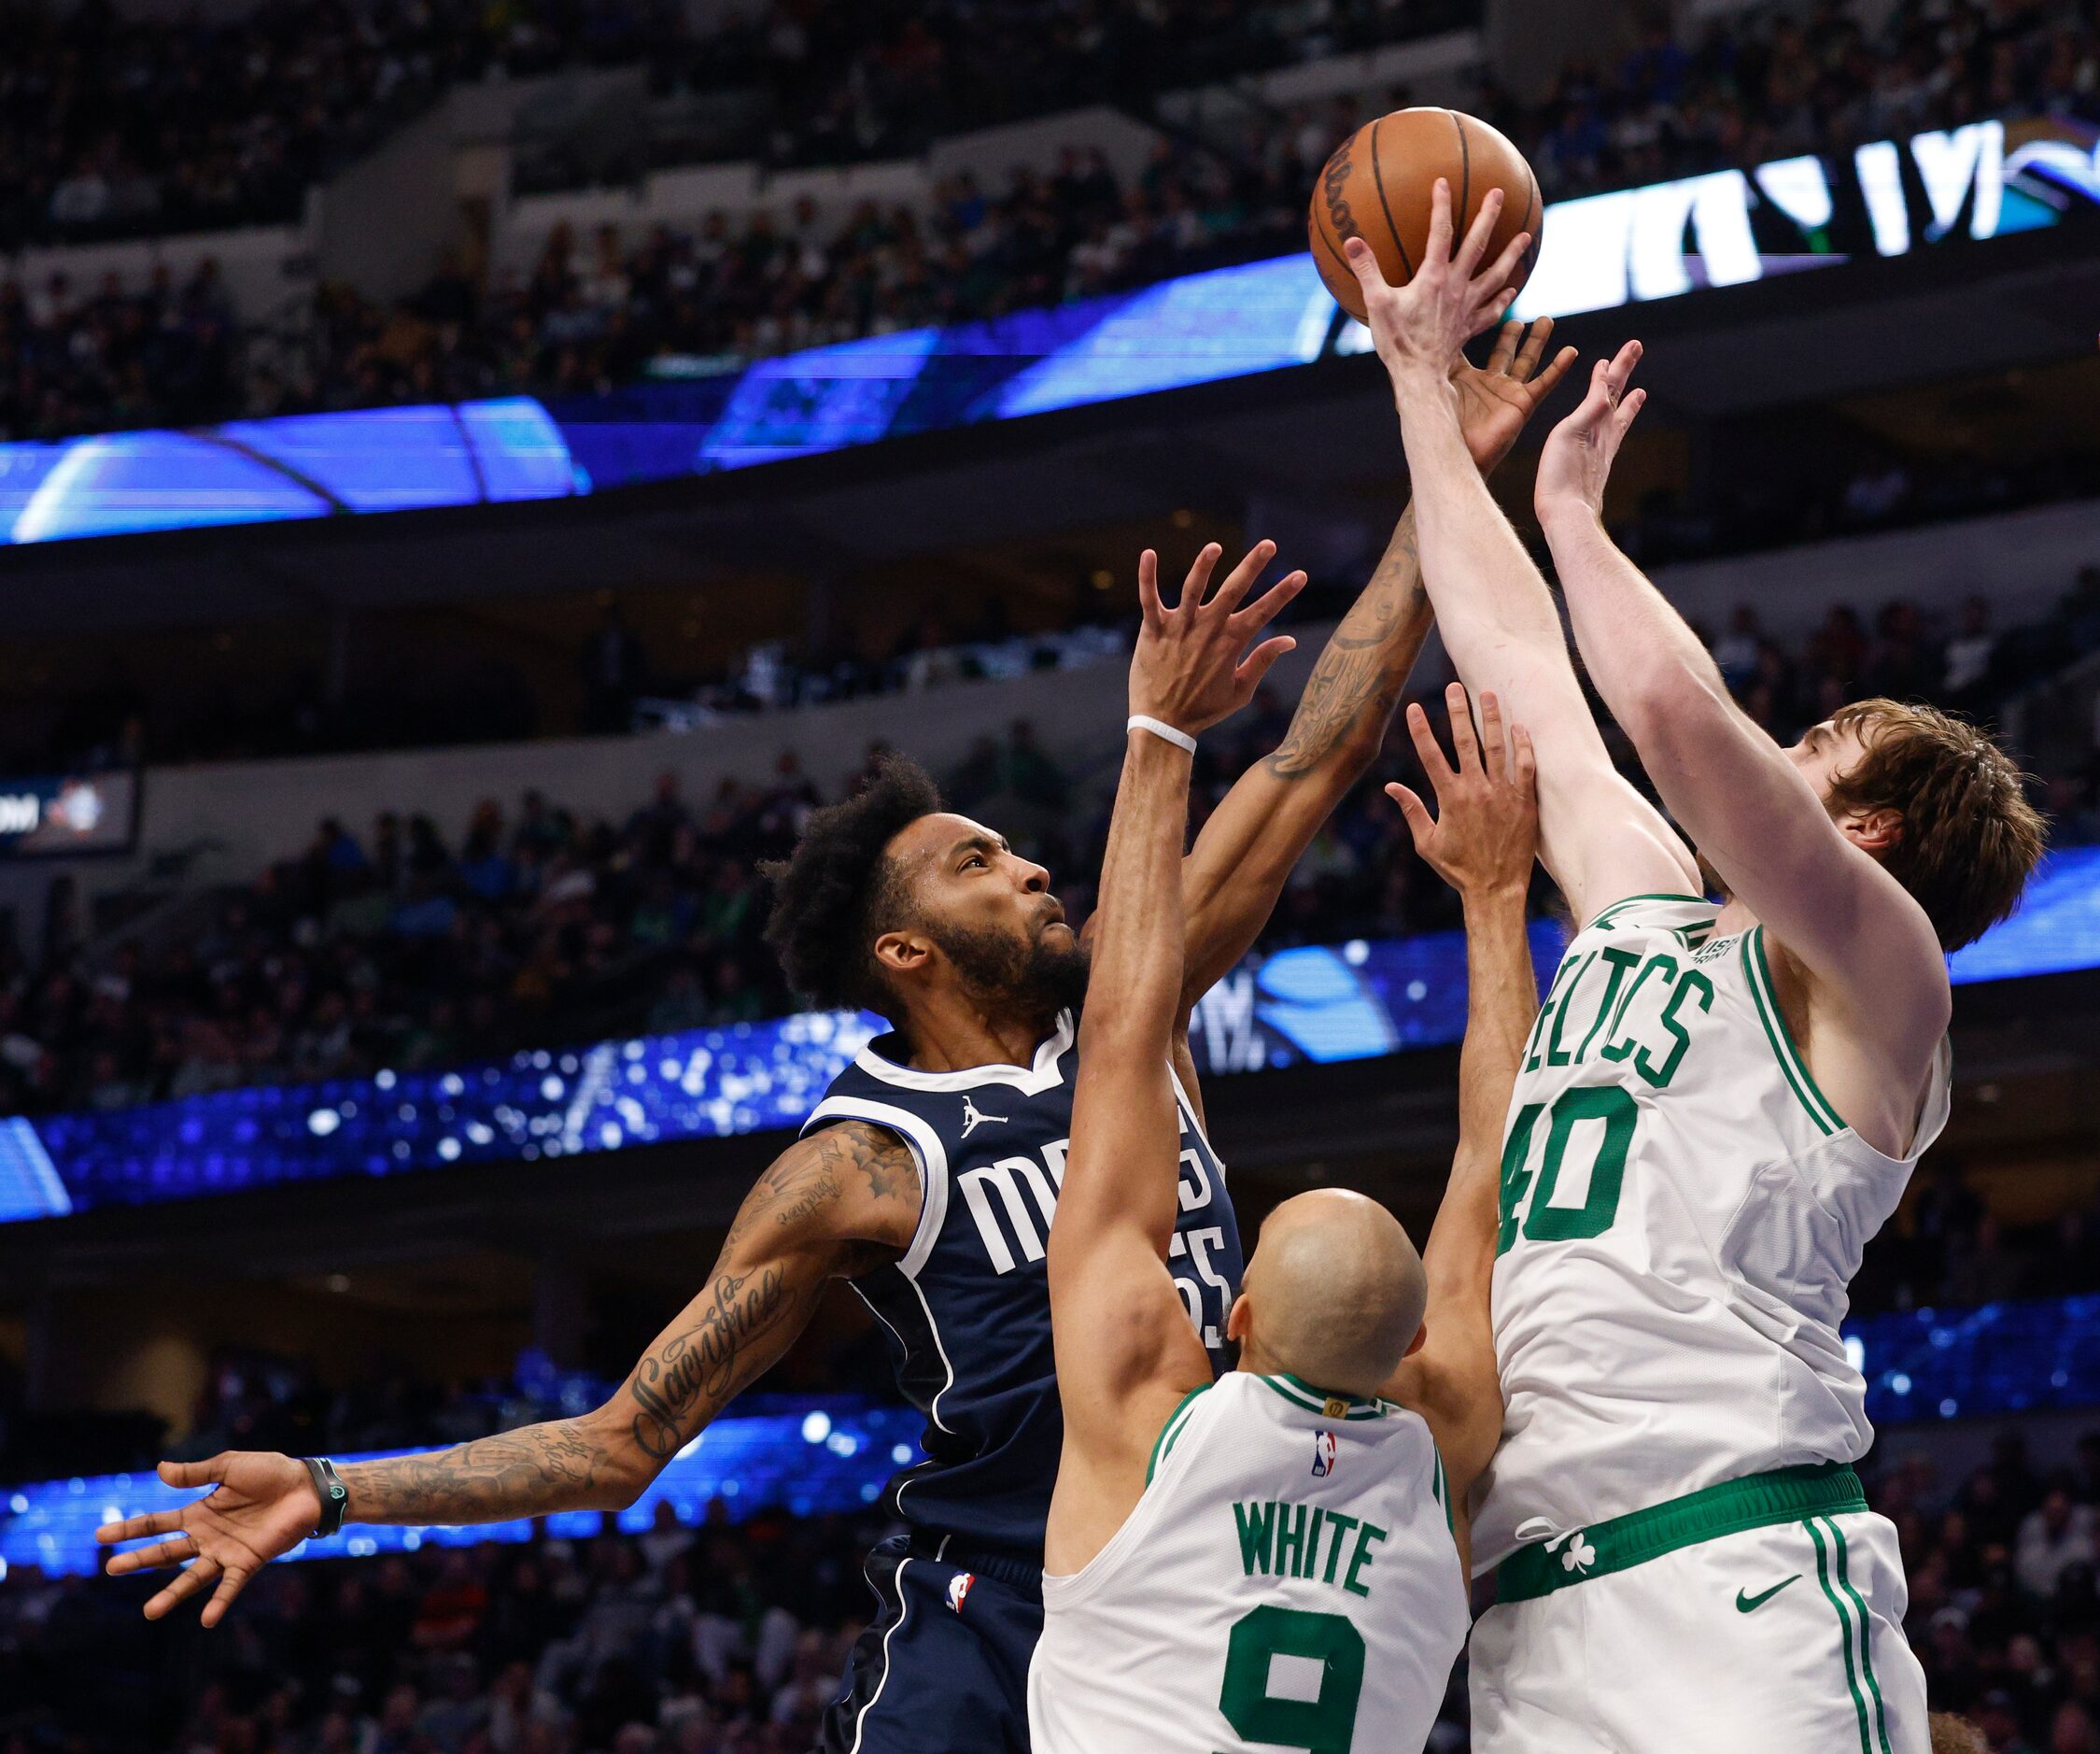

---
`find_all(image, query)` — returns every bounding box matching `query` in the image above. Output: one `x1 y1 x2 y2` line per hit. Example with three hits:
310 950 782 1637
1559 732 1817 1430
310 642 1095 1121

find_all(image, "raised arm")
1531 344 1950 1130
1045 545 1300 1576
96 1122 919 1627
1378 686 1539 1570
1178 319 1574 1004
1342 183 1699 926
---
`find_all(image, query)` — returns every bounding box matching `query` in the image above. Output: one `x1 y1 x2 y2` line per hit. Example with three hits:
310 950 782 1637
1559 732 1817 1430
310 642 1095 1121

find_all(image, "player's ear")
1838 805 1903 857
1403 1321 1428 1359
1224 1293 1252 1347
872 929 931 981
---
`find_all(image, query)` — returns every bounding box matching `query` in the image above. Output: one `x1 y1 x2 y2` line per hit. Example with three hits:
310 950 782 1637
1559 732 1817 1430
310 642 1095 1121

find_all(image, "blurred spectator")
2018 1484 2099 1601
1712 603 1765 693
1946 597 2003 713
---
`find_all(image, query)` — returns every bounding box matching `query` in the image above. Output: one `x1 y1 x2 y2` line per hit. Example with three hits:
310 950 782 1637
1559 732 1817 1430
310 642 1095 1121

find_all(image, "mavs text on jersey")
804 1008 1246 1555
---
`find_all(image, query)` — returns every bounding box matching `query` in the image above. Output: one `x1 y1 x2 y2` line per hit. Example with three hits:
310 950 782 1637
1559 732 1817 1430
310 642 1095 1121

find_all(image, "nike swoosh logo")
1736 1575 1801 1613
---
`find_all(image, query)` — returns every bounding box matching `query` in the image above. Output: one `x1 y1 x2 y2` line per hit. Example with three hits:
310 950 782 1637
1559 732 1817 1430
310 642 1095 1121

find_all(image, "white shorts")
1470 1509 1927 1754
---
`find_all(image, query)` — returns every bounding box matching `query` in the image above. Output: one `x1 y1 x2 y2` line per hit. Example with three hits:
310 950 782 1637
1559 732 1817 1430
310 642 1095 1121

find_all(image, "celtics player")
1340 186 2046 1753
1029 521 1545 1750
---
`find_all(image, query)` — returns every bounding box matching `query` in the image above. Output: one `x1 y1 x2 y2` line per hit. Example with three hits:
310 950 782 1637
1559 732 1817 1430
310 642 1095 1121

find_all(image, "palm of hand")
1133 540 1303 736
100 1450 317 1624
1452 363 1543 474
188 1468 314 1567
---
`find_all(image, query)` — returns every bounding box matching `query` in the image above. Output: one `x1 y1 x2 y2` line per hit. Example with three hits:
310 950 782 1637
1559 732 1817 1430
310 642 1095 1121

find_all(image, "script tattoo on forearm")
1264 507 1430 780
339 1421 613 1524
335 1127 915 1521
626 1265 797 1459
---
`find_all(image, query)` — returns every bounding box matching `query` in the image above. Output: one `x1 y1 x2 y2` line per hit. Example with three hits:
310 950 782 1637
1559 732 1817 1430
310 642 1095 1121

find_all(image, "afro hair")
761 752 943 1015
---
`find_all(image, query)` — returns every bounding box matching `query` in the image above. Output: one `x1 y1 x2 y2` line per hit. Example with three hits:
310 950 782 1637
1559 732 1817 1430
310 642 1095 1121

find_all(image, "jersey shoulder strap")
1581 891 1718 937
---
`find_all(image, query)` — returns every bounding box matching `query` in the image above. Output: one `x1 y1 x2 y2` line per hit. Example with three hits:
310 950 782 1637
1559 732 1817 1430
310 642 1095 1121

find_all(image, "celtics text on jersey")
1473 894 1951 1573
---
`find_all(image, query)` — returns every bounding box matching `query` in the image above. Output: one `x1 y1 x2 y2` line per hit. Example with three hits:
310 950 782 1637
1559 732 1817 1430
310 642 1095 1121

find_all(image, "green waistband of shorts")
1495 1462 1867 1603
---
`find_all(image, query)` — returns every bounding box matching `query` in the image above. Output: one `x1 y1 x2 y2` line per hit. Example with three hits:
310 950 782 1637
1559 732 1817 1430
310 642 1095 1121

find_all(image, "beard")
926 919 1092 1025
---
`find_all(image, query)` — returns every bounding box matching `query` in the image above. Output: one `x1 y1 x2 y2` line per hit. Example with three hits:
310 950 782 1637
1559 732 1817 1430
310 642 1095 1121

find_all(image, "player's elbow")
578 1408 660 1512
601 1458 655 1513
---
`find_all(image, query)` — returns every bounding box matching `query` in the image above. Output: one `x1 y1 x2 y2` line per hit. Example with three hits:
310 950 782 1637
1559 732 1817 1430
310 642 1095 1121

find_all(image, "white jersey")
1475 893 1951 1571
1029 1371 1468 1754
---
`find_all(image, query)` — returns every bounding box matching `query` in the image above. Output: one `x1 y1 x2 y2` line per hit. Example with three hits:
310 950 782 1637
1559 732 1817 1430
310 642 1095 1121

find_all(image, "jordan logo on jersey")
1311 1431 1338 1478
959 1096 1008 1138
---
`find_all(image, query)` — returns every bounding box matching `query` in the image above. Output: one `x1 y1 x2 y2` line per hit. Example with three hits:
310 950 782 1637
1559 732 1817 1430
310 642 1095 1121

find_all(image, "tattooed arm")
95 1122 920 1627
1177 319 1573 1010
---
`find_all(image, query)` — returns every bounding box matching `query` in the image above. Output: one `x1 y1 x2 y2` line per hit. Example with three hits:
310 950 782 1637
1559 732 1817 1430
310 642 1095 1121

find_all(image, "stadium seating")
4 548 2094 1120
5 0 2095 443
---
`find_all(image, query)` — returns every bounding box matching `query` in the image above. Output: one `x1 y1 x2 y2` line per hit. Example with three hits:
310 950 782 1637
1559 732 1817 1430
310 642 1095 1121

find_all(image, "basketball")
1308 106 1542 321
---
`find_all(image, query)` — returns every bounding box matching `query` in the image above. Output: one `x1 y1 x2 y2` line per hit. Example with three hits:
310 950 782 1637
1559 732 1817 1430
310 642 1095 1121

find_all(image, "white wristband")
1128 714 1197 754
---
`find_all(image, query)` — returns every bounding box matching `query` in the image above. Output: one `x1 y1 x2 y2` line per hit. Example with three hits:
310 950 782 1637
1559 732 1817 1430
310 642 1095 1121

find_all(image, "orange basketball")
1308 107 1542 322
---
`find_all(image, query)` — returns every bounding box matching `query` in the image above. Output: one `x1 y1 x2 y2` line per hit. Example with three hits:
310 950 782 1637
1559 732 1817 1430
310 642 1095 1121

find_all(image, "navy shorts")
817 1535 1044 1754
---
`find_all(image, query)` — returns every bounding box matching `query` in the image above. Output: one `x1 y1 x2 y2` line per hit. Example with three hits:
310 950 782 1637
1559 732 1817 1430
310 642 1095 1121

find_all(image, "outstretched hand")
1535 339 1647 521
1454 317 1579 475
1345 178 1533 394
1386 684 1538 899
95 1450 318 1627
1131 539 1305 738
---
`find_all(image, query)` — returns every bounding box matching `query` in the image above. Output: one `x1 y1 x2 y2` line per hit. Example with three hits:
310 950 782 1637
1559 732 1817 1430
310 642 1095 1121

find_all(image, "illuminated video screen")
1 120 2090 548
5 848 2095 1228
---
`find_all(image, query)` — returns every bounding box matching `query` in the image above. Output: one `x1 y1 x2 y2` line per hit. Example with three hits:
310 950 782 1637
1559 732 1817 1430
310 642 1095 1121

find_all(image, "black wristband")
301 1456 350 1538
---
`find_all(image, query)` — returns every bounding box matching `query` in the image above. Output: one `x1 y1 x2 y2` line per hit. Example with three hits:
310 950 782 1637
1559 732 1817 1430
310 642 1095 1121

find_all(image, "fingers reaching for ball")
1343 177 1533 381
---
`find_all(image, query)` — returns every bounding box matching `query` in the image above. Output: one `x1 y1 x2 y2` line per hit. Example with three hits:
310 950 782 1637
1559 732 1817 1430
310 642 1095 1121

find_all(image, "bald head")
1230 1190 1426 1399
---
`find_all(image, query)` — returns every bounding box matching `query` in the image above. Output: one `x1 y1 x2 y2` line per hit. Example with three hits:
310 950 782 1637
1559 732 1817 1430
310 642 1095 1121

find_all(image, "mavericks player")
1339 186 2046 1752
1029 537 1545 1748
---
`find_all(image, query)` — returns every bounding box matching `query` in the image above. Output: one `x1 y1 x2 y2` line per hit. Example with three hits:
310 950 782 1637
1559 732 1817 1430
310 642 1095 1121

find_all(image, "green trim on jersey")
1494 1463 1867 1601
1742 927 1845 1136
1583 891 1715 932
1147 1384 1212 1484
1259 1375 1389 1421
1430 1447 1454 1535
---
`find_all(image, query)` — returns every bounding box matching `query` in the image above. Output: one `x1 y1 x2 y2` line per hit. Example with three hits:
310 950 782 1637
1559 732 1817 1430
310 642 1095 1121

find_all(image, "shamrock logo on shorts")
1560 1534 1597 1575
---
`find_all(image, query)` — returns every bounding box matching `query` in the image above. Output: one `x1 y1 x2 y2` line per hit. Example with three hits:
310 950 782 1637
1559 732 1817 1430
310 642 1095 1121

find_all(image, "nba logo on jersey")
946 1571 976 1613
1311 1431 1338 1478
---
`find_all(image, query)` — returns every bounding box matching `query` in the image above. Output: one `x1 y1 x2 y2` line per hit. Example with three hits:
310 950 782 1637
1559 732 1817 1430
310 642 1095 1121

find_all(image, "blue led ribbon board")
1946 844 2100 984
29 1009 881 1217
13 847 2098 1225
10 1294 2100 1581
2 120 2090 546
0 1399 923 1581
1853 1293 2100 1426
0 1119 70 1223
0 399 583 545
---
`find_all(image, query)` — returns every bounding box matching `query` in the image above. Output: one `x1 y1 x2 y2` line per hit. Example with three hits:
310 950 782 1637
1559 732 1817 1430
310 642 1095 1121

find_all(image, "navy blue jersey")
802 1008 1243 1559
